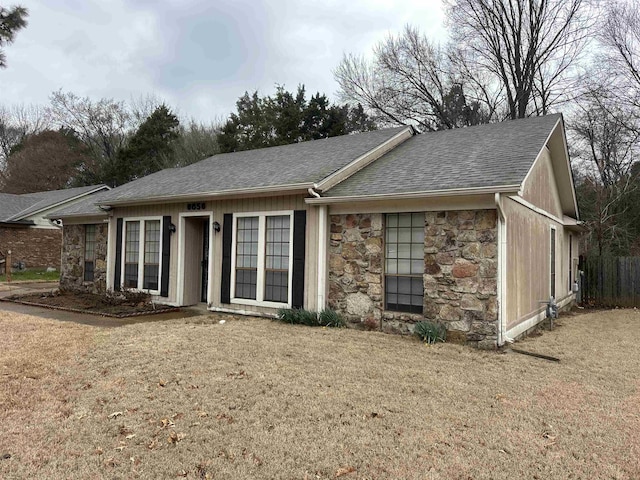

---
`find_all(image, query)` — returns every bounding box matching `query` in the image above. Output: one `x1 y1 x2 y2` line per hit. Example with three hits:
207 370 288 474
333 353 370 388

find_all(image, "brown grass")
1 308 639 479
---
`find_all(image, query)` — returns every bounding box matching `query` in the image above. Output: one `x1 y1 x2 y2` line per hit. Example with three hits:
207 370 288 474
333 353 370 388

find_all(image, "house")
0 185 109 271
49 114 581 348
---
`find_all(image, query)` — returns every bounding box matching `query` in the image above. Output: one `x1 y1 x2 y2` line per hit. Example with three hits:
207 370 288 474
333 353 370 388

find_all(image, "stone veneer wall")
60 223 108 293
328 210 499 349
0 226 62 269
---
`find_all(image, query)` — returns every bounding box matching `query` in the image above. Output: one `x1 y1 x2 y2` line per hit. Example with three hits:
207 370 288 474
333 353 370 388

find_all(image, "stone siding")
328 210 499 349
60 223 108 293
0 225 62 269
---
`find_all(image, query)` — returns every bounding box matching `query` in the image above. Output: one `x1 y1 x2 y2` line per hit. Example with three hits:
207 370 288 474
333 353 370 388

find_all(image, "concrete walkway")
0 281 207 327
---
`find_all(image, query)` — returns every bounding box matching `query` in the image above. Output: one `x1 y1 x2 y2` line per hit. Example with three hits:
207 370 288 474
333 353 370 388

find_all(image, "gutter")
305 184 521 204
495 193 512 346
97 183 314 208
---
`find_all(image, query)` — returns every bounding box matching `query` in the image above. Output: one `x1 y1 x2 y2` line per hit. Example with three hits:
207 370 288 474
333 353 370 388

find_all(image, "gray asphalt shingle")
97 127 408 204
324 114 562 197
0 185 107 222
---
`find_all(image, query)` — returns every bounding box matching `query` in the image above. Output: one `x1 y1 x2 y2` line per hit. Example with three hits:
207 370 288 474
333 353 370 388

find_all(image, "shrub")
414 321 446 344
276 308 345 328
318 309 346 328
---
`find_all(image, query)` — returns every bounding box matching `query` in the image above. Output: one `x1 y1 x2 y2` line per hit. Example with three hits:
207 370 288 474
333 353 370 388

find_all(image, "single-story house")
50 114 581 348
0 185 109 271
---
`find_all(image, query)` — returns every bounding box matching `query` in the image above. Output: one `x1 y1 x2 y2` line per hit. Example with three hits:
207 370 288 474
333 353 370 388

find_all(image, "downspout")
495 193 512 346
309 185 327 312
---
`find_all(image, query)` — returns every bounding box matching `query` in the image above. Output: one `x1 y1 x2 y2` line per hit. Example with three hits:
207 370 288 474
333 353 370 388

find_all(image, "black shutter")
291 210 306 309
221 213 233 304
114 218 123 291
160 216 171 297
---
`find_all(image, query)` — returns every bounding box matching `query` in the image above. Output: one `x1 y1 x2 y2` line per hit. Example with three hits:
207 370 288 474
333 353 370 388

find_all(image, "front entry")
201 220 209 302
182 215 212 305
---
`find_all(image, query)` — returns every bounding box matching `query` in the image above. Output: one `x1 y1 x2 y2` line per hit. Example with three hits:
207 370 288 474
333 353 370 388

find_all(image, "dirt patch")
5 290 179 317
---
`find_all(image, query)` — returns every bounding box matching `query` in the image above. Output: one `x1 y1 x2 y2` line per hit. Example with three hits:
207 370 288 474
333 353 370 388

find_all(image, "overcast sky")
1 0 445 123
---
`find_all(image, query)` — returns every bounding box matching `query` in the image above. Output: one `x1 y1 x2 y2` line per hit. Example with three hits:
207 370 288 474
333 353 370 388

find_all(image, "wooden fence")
581 256 640 307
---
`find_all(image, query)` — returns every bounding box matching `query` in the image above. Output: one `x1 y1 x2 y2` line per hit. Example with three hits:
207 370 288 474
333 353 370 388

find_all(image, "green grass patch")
0 269 60 283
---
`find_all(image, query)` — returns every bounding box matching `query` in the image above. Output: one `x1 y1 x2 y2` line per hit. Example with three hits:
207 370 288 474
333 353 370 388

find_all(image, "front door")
201 219 209 302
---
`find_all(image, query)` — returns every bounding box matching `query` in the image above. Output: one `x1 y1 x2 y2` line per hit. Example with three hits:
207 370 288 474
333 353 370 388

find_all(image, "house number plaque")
187 202 206 211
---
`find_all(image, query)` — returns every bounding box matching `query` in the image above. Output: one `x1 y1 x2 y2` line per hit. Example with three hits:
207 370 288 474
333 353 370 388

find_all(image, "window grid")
385 213 424 313
84 224 96 282
235 216 259 299
143 220 160 290
264 215 290 303
124 221 140 288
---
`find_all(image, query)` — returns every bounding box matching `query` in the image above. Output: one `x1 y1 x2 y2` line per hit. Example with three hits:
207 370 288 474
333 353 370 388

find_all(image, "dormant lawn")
1 308 638 479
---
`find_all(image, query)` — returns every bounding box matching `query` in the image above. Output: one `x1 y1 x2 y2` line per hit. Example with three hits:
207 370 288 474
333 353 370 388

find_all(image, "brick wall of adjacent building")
0 225 62 270
328 210 499 349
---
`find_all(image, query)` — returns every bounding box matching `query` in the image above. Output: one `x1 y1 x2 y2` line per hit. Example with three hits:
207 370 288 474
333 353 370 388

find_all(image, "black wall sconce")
212 221 221 233
169 223 176 234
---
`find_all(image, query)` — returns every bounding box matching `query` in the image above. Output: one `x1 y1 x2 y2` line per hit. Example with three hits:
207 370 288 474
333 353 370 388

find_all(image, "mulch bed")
3 290 180 318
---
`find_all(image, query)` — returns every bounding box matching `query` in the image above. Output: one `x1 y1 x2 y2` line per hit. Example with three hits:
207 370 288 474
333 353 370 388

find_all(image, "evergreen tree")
0 5 28 68
110 104 179 186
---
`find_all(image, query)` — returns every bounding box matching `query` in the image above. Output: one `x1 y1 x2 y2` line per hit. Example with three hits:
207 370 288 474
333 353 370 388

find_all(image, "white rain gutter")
309 185 327 311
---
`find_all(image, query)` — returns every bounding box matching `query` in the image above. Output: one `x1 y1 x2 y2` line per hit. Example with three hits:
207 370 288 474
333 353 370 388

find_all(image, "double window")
385 213 424 313
84 224 96 282
232 212 292 306
123 219 161 292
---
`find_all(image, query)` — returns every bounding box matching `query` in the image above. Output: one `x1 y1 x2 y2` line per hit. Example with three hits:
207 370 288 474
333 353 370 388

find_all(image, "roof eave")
99 183 315 208
305 184 522 204
9 185 110 221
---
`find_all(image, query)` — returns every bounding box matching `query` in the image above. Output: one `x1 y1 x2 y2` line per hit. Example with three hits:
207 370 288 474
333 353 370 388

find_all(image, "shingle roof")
0 185 108 222
45 189 113 218
97 127 408 204
323 114 562 197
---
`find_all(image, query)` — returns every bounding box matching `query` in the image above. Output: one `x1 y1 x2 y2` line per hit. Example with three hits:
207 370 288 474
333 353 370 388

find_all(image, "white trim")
508 195 565 224
305 185 521 205
317 205 328 311
520 118 561 199
120 216 163 295
177 211 214 306
208 305 278 318
495 194 507 346
316 127 414 192
550 225 557 299
506 293 574 340
99 184 312 208
230 210 294 308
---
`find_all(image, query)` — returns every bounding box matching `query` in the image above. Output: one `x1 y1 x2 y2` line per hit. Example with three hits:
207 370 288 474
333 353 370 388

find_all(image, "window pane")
265 215 290 303
124 222 140 288
385 212 424 313
235 217 259 299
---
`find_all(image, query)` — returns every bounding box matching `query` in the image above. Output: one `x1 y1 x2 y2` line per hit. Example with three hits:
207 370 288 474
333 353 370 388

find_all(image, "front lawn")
1 309 638 479
0 268 60 282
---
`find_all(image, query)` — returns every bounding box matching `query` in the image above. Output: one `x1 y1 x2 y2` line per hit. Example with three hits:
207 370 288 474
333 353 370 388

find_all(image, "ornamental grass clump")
414 321 447 344
276 308 345 328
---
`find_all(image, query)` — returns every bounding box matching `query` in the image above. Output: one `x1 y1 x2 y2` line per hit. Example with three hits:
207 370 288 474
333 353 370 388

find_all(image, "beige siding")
106 194 320 315
503 197 575 331
521 147 564 218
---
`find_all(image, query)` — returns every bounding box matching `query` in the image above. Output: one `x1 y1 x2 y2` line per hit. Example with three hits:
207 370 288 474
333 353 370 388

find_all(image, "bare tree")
446 0 593 119
571 89 640 255
335 25 492 131
172 120 221 167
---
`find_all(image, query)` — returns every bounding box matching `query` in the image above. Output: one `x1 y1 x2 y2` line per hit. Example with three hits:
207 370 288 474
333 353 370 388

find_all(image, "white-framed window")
122 217 162 293
231 211 293 307
385 212 424 313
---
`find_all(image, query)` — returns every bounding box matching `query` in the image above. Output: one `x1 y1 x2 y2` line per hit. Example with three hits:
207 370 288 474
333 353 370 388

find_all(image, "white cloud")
2 0 445 123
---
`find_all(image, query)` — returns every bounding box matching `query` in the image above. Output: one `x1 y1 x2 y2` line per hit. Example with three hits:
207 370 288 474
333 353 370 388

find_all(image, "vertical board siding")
521 148 564 219
582 256 640 307
109 195 317 314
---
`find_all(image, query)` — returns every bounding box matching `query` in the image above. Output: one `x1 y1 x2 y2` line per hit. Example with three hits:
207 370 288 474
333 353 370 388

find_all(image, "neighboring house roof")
94 127 409 205
45 189 114 219
322 114 563 198
0 185 109 223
